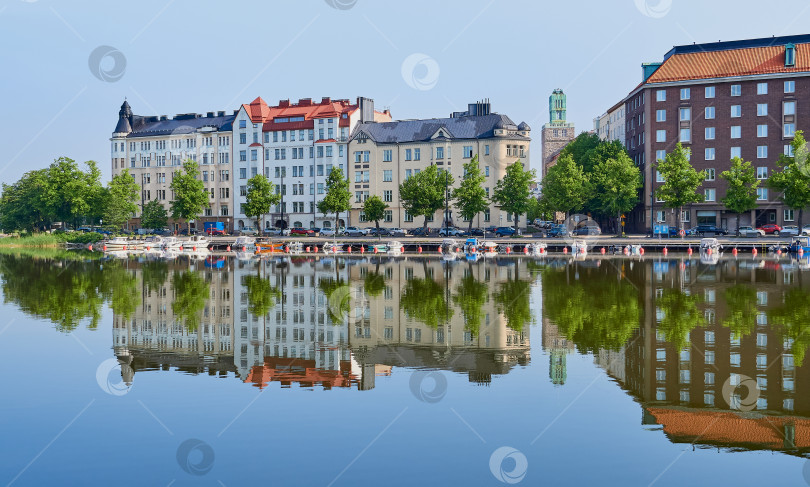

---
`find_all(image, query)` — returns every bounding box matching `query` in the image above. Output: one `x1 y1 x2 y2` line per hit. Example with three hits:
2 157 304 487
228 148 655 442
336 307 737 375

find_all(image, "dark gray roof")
114 116 132 134
352 113 530 144
124 114 235 138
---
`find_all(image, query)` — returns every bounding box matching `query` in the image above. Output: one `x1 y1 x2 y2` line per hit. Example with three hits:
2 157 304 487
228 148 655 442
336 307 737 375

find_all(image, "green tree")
400 275 453 328
655 143 706 234
44 158 101 228
140 199 168 231
492 270 534 332
363 195 388 240
0 169 51 231
242 273 281 318
656 289 705 350
452 155 489 232
171 271 209 330
317 168 352 233
103 169 139 229
83 161 106 226
169 159 209 233
452 272 489 336
769 131 810 229
722 285 758 339
720 157 759 235
559 132 601 172
539 154 588 220
492 160 536 233
244 174 280 232
769 288 810 365
399 165 453 232
591 152 641 234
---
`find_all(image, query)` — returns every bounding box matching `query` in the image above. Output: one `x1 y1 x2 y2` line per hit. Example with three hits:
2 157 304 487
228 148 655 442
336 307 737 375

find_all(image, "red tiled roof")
240 97 272 124
249 143 262 147
244 357 356 390
647 44 810 84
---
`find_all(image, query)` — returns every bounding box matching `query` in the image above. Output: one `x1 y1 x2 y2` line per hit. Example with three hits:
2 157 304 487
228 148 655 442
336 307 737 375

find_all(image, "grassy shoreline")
0 232 105 248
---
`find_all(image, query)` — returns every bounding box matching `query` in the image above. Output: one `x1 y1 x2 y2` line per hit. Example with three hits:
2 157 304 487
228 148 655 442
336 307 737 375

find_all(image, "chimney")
217 111 225 117
299 98 312 106
206 112 215 118
279 99 290 108
358 97 375 123
321 97 331 104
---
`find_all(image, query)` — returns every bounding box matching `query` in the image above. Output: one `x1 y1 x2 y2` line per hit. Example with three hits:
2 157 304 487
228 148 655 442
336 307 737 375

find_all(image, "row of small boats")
96 235 212 252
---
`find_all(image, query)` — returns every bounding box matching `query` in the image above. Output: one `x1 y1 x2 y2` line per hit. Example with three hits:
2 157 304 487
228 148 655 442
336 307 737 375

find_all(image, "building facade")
230 96 390 232
346 101 531 229
111 101 235 232
617 35 810 233
540 89 575 177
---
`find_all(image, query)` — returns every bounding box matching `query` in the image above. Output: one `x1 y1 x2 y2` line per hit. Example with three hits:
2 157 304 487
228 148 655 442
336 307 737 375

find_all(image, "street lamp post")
279 167 285 230
444 170 450 235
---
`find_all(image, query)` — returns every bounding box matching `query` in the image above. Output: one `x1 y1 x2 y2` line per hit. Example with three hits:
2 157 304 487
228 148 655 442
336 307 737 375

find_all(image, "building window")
757 167 768 179
731 147 742 159
731 126 741 139
705 127 715 140
705 106 715 119
656 109 666 122
656 130 666 142
757 187 768 200
731 105 742 117
705 148 716 160
384 210 393 223
756 124 768 138
404 210 413 222
785 209 795 221
705 86 715 98
383 150 392 162
757 146 768 159
680 128 691 142
239 151 246 162
656 90 666 102
485 166 490 177
656 170 665 182
731 84 742 96
463 146 473 158
756 82 768 95
785 80 796 93
383 190 392 202
413 148 421 160
485 145 490 156
405 149 412 161
436 147 444 159
784 101 797 115
785 123 796 138
680 88 690 100
383 170 392 182
705 188 716 201
705 168 715 181
679 107 691 121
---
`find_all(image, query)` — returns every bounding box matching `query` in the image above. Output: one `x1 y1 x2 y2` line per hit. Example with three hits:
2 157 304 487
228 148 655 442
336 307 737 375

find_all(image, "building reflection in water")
110 255 532 391
541 255 810 457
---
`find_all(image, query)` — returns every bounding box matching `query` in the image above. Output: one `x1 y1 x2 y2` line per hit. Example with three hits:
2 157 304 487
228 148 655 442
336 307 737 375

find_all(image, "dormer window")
786 43 796 67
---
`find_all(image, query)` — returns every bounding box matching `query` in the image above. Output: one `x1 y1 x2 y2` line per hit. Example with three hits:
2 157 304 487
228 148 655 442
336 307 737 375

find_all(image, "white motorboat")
482 241 499 257
699 238 722 254
440 239 461 260
572 240 588 255
232 236 256 252
160 236 183 251
181 235 210 251
141 236 164 253
387 241 404 255
524 242 547 256
629 244 643 256
102 236 136 251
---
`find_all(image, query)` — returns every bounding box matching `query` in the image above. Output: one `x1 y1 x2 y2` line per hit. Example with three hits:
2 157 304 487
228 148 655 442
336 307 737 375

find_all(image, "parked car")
204 222 227 236
484 226 498 234
263 228 291 236
573 225 602 236
495 226 517 237
757 223 782 235
438 227 464 237
532 219 553 229
781 225 800 236
239 227 259 236
463 228 485 237
389 228 409 237
367 227 391 237
290 227 316 236
693 224 728 236
344 226 366 237
546 224 569 238
802 224 810 236
737 226 765 237
409 227 433 237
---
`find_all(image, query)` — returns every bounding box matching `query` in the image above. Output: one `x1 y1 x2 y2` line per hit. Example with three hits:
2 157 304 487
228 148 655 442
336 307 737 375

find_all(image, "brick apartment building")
615 34 810 233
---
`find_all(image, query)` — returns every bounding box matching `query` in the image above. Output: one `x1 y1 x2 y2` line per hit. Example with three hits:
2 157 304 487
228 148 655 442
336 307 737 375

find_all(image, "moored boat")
699 238 722 254
233 236 256 252
387 241 404 255
181 235 209 250
789 236 810 254
572 240 588 255
160 236 183 251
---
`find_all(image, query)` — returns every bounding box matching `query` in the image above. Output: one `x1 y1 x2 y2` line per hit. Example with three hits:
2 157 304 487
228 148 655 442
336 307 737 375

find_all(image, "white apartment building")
111 101 235 232
593 100 626 145
231 97 391 231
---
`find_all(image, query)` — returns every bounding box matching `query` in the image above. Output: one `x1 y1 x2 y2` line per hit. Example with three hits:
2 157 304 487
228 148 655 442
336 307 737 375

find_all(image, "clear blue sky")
1 0 808 182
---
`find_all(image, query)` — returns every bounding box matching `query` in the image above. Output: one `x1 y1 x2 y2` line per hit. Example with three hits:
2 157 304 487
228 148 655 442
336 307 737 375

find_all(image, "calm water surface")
1 251 810 486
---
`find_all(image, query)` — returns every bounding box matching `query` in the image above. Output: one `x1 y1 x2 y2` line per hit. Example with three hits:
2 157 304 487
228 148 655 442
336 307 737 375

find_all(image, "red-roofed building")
606 34 810 234
232 97 391 231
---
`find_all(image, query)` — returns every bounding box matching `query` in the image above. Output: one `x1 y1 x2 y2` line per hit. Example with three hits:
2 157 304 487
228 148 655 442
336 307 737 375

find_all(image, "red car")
757 224 782 235
290 227 316 236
